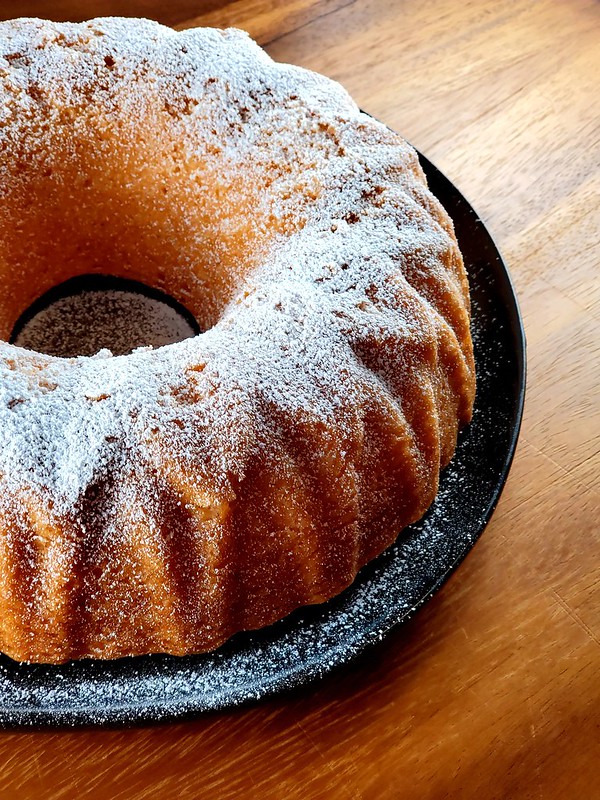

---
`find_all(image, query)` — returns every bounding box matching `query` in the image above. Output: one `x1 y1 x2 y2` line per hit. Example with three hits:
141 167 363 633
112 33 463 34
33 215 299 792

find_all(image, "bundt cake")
0 17 475 664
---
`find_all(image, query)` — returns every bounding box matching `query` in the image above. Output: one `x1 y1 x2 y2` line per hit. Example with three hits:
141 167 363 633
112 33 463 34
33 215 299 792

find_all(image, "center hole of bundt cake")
9 275 201 358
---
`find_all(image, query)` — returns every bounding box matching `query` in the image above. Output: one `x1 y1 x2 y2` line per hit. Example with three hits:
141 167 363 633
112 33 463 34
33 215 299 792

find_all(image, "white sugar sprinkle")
0 17 474 662
0 17 470 513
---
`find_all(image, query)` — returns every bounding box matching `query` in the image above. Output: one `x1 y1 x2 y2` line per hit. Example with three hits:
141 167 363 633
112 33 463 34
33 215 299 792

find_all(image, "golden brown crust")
0 18 474 663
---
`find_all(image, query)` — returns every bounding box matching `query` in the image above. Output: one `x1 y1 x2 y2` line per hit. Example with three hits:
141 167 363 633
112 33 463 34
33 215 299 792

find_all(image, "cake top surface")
0 17 468 516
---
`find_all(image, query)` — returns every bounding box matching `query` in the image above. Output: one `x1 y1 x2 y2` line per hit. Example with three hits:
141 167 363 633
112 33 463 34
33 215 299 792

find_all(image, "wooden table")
1 1 598 797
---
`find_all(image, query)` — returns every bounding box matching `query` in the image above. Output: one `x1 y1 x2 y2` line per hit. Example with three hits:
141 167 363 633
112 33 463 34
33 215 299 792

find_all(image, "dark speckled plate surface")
0 152 526 729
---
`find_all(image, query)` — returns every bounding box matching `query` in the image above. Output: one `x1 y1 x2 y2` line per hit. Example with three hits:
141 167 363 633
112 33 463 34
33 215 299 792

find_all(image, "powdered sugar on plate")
12 283 199 358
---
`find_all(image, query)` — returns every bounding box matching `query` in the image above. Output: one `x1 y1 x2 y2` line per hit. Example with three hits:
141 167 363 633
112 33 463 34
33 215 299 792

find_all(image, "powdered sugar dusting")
0 18 475 663
0 18 468 507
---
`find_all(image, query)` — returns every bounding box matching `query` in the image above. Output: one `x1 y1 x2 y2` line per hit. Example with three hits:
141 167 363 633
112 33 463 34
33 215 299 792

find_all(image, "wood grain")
175 0 355 46
0 1 598 798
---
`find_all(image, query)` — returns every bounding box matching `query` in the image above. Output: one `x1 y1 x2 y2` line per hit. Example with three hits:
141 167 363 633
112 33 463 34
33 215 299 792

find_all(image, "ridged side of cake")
0 18 474 663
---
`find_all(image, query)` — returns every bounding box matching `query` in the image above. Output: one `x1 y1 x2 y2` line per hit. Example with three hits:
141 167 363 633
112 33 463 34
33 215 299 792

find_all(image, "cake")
0 17 475 664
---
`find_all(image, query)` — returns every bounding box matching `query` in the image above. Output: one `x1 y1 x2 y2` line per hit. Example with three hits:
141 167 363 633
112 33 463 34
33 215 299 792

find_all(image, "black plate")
0 152 526 728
